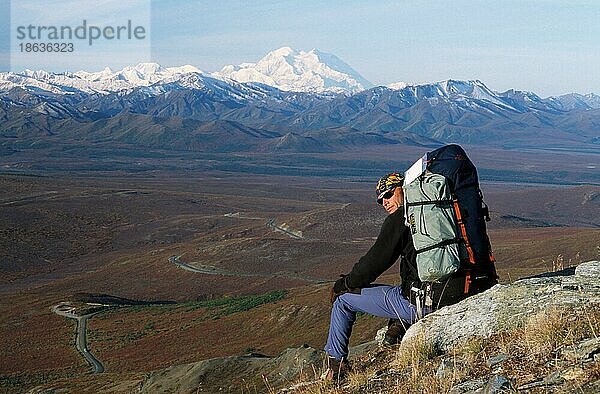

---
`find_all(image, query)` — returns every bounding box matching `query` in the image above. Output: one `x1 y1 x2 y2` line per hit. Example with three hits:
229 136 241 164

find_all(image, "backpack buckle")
411 284 433 320
410 287 424 320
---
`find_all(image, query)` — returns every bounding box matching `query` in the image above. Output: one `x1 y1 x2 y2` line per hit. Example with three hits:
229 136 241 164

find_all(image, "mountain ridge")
1 48 600 154
2 77 599 154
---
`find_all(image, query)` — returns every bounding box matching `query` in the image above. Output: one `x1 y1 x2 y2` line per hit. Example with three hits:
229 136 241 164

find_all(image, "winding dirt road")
170 255 329 284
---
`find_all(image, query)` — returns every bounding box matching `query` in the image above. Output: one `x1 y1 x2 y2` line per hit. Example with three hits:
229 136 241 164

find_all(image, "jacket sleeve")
344 212 404 289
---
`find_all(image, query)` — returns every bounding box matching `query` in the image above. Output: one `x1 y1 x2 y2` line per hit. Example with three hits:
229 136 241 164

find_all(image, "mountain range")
1 47 599 155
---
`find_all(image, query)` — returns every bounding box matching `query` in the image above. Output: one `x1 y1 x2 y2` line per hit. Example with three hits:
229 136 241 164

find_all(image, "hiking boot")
321 355 350 382
382 319 408 347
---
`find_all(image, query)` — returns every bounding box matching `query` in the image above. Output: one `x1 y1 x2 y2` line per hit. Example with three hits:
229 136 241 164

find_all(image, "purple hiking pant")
324 285 420 361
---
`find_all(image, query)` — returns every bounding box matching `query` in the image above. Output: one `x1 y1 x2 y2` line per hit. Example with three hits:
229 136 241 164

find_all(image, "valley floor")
1 173 598 393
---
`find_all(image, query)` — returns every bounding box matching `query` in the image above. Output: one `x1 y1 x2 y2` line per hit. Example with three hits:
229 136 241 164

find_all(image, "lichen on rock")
403 261 600 351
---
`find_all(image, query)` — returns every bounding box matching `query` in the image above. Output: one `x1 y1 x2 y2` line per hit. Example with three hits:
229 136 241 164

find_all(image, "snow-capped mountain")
0 47 373 96
407 79 518 110
551 93 600 110
213 47 372 94
73 63 203 92
0 63 203 95
385 79 531 111
2 63 596 119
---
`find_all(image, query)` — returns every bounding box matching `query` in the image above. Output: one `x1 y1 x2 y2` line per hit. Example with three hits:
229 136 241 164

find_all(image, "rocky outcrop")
137 343 380 393
403 260 600 351
138 345 324 393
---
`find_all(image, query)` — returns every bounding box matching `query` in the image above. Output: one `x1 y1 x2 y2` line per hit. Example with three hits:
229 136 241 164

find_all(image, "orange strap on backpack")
452 198 476 264
464 270 472 294
452 197 477 294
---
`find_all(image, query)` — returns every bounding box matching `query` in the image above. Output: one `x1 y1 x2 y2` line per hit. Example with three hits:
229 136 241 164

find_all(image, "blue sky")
2 0 600 97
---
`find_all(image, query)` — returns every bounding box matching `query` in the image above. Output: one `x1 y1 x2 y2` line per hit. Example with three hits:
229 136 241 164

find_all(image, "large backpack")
403 144 497 306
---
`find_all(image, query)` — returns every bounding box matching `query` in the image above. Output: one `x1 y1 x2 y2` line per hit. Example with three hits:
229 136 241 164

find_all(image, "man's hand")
330 275 350 304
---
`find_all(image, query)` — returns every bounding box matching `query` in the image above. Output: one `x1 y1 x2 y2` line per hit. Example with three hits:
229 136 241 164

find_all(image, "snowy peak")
270 46 295 57
438 79 488 96
388 81 408 90
406 79 499 100
385 79 522 112
388 79 496 97
214 47 372 94
1 63 205 95
437 79 510 106
74 63 204 90
552 92 600 110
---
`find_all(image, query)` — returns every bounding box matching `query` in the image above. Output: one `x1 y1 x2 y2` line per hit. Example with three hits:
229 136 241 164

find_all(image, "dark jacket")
344 208 420 297
343 207 496 307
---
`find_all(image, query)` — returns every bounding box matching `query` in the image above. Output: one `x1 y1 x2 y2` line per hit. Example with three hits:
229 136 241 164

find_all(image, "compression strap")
414 237 462 254
406 199 453 207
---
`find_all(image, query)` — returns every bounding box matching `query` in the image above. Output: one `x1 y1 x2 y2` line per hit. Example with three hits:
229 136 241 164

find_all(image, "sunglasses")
377 189 395 204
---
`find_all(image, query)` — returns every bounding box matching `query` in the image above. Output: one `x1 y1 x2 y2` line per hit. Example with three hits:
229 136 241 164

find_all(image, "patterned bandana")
375 173 404 203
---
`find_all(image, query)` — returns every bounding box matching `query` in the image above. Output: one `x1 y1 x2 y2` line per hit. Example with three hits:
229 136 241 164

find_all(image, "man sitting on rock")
322 172 495 381
323 173 420 380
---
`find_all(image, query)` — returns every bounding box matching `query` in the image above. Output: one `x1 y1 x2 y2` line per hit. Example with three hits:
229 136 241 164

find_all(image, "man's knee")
333 293 350 310
332 293 358 319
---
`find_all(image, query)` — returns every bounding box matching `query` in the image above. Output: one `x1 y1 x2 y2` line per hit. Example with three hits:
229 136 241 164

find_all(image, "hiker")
323 169 497 380
323 172 421 380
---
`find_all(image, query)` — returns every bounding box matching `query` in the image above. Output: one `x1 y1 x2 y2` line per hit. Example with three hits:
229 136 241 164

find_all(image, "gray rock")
543 370 565 385
263 346 324 382
560 337 600 362
402 261 600 351
516 379 545 390
449 378 486 394
483 375 512 393
486 354 508 368
348 339 379 357
138 346 324 393
513 362 589 390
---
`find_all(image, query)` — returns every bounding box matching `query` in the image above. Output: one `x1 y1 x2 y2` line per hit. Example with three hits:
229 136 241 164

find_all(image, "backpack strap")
464 269 472 294
452 197 476 265
414 237 462 254
405 199 453 207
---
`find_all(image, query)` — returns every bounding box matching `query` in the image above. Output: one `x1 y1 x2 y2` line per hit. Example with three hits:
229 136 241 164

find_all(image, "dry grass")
506 305 600 387
449 305 600 391
518 308 572 361
387 333 453 394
